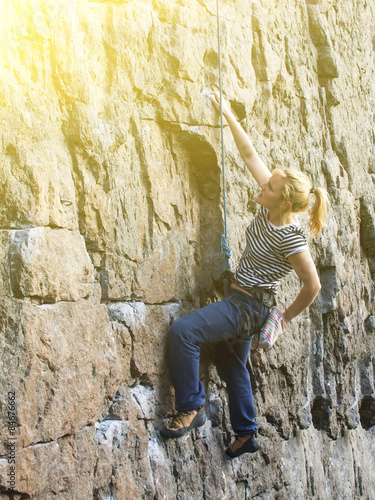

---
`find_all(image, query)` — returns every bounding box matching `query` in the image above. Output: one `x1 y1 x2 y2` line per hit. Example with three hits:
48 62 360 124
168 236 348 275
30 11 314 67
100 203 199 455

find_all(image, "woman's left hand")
210 90 231 116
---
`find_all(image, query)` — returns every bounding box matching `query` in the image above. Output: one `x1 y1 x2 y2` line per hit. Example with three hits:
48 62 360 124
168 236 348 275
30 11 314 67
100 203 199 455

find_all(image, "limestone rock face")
7 227 96 302
0 0 375 499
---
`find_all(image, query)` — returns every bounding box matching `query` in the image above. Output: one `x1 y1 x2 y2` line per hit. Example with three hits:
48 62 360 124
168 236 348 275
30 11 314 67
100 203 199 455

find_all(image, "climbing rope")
216 0 231 276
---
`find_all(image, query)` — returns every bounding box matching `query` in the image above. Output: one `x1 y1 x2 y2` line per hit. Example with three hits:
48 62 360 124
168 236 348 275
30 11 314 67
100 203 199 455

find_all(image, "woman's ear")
282 200 292 212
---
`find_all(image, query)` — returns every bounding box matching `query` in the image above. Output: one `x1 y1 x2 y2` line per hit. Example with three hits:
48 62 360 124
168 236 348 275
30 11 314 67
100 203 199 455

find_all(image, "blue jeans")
168 289 269 436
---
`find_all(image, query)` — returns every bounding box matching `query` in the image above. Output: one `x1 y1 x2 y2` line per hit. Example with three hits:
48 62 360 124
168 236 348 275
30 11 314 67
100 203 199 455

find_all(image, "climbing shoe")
161 406 206 439
225 433 259 459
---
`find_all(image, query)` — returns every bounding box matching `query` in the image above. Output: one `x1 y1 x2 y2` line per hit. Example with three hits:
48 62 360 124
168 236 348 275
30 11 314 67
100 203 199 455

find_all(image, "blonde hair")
273 168 329 236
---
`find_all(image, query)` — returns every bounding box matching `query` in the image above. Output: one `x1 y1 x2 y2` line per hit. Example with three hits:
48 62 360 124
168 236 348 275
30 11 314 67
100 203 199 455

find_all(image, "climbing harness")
216 0 231 298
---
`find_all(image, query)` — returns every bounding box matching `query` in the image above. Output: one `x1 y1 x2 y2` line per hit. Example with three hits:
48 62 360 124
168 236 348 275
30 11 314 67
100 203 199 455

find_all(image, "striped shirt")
234 206 308 294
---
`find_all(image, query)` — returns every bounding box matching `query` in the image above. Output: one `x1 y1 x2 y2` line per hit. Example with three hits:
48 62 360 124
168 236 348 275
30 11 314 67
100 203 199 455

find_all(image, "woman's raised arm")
210 91 271 186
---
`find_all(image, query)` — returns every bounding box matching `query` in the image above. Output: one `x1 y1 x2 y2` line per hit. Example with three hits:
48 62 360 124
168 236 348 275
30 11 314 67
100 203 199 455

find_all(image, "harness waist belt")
230 283 276 308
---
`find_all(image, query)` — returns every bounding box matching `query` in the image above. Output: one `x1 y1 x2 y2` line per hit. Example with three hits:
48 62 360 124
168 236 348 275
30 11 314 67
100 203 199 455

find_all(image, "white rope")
216 0 231 271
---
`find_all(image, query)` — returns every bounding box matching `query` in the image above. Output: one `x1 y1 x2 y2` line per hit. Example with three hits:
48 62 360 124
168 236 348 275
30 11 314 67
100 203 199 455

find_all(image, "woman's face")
256 173 286 210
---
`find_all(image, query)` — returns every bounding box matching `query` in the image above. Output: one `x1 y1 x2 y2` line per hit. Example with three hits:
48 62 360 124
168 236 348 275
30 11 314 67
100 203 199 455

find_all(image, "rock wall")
0 0 375 498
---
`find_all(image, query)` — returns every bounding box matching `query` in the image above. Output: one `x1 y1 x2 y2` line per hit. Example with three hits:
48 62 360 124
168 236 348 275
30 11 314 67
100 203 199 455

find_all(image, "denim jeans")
168 289 269 436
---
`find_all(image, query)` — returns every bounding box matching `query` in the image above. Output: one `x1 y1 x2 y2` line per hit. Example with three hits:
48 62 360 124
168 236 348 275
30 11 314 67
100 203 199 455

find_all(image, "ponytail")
309 187 329 237
273 168 330 237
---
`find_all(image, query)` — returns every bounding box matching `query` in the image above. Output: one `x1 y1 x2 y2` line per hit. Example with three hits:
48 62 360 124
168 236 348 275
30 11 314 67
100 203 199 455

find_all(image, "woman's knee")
168 318 189 344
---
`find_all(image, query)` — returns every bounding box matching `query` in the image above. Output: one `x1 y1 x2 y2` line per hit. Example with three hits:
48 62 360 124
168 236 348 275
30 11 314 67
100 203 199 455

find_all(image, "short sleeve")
281 228 308 258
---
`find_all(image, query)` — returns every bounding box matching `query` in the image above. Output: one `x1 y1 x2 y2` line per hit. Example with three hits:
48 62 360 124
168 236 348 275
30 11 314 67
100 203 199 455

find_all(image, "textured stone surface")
0 0 375 499
7 227 96 302
0 298 129 449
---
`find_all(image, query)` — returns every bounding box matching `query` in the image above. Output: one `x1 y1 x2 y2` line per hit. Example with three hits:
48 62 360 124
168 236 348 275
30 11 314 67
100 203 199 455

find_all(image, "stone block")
0 298 128 449
108 302 181 382
94 419 154 499
8 227 96 303
0 426 96 500
0 141 79 231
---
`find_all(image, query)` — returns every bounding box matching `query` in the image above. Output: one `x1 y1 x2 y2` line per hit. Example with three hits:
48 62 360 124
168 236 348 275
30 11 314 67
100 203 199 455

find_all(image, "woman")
161 91 329 459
